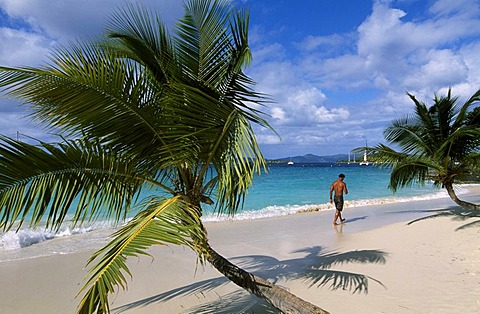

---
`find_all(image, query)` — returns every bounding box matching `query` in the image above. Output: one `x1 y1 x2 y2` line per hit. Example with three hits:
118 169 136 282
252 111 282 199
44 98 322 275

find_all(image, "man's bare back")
330 173 348 225
331 179 348 197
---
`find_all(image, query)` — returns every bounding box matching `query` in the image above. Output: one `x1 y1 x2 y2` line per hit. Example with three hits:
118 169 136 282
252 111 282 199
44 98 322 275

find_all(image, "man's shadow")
344 215 368 223
113 246 387 313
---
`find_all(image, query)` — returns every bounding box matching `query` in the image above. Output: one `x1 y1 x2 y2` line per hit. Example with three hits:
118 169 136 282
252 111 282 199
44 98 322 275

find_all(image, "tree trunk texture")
204 242 329 314
445 183 480 211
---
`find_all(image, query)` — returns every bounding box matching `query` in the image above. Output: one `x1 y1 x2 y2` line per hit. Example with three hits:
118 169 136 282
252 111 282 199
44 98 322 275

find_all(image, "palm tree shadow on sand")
113 246 387 313
403 206 480 231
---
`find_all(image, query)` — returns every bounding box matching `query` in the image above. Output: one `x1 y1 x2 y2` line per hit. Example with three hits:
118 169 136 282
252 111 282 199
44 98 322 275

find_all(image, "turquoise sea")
0 163 452 262
202 163 445 221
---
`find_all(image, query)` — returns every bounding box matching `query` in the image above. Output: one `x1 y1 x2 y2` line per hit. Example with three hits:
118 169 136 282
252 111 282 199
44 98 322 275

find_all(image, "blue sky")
1 0 480 159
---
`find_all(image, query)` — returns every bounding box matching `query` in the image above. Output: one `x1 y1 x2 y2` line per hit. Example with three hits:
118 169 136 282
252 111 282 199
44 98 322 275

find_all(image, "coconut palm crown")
0 1 328 313
367 88 480 211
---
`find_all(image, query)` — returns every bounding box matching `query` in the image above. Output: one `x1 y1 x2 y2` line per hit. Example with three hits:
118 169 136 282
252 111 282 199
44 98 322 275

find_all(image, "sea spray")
0 220 118 251
0 230 56 250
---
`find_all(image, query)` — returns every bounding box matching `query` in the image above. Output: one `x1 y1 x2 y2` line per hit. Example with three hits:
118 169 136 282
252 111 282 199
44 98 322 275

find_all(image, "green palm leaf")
211 112 266 215
452 89 480 127
77 195 206 314
0 45 183 167
388 159 436 191
359 144 407 166
383 118 431 155
0 136 152 231
105 3 176 86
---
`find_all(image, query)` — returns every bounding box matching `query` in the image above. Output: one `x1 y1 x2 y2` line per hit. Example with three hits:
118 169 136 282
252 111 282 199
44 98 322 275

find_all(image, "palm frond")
439 124 480 160
389 160 436 192
175 0 264 114
453 88 480 128
383 118 432 155
152 80 271 168
105 3 176 86
466 152 480 168
408 93 435 134
432 91 458 140
231 8 252 68
0 136 151 231
177 0 231 85
355 144 407 167
77 195 207 314
211 112 267 215
0 43 186 167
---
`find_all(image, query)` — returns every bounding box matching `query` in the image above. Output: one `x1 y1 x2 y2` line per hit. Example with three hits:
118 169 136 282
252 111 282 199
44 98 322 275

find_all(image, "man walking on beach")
330 173 348 225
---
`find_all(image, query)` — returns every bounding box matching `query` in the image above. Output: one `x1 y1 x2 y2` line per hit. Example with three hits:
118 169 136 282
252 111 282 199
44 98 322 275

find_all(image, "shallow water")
0 163 452 262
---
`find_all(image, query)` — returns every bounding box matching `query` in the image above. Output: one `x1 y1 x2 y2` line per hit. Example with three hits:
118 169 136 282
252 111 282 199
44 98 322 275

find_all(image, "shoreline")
0 185 479 313
197 183 474 222
0 184 463 260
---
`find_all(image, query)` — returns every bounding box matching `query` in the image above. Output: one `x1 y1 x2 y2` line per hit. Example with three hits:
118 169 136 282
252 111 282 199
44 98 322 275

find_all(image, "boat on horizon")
359 140 370 166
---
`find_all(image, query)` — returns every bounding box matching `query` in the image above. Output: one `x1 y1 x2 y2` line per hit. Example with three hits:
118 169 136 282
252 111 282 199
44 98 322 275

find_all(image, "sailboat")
287 157 294 165
359 140 370 166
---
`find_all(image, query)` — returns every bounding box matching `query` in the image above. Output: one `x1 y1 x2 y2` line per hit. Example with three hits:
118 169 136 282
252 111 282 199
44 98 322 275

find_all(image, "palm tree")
0 1 328 313
366 89 480 211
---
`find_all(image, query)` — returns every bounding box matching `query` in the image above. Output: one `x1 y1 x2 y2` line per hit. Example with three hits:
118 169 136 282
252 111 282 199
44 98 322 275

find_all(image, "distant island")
268 153 348 164
267 154 480 183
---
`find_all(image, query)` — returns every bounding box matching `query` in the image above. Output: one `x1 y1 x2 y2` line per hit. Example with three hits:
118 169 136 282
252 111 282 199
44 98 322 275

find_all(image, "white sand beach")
0 185 479 314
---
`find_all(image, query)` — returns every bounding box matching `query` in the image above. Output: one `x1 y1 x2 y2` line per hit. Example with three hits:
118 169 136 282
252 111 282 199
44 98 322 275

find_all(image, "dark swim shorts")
334 195 344 211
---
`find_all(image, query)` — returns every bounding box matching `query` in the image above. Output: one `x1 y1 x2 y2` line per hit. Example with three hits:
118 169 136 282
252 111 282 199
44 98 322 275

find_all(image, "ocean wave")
0 222 115 251
202 188 459 222
0 230 56 250
0 185 472 252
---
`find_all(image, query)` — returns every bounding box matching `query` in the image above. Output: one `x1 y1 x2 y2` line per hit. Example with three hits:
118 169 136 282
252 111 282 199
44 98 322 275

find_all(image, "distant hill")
269 153 348 163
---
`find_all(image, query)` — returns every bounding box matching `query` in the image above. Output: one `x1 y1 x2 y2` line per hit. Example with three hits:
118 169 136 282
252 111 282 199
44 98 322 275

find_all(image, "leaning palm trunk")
191 204 328 313
445 183 480 211
204 241 329 314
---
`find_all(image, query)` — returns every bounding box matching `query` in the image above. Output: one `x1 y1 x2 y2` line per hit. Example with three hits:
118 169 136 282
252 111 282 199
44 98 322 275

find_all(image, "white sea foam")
202 188 459 222
0 230 56 250
0 184 473 262
0 221 116 251
202 203 324 222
